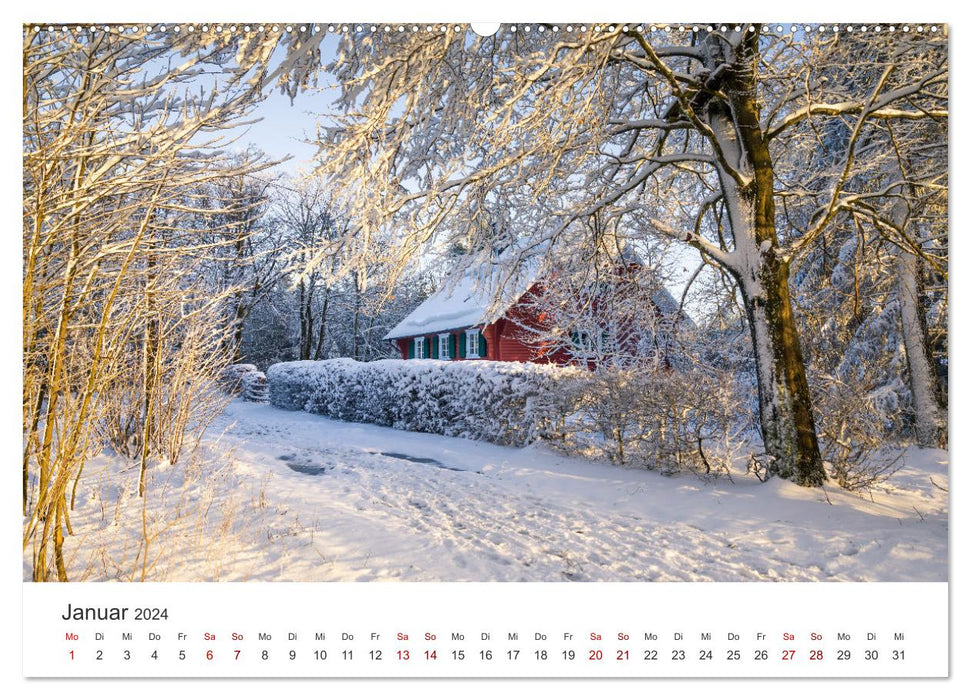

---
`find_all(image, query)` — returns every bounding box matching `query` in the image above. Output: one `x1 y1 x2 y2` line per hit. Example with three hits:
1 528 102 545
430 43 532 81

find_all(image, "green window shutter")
449 334 457 360
479 331 487 358
431 335 439 359
459 331 467 358
408 338 415 359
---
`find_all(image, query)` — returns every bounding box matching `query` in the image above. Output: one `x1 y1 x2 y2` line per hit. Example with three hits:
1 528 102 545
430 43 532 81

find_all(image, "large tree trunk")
719 162 824 486
703 28 826 486
737 248 825 485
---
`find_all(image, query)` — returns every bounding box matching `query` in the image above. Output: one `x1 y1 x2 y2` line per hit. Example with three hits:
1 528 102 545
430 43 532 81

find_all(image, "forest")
23 23 947 582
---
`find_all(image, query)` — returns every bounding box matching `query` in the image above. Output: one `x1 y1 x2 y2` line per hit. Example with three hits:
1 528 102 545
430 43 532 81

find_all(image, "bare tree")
888 182 947 448
512 219 679 369
273 178 349 360
194 152 287 362
313 24 946 486
784 34 948 453
22 26 301 580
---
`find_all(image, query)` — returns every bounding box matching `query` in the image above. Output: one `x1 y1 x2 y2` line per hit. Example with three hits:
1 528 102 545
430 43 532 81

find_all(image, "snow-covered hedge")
265 359 752 476
220 363 258 395
241 370 269 403
266 359 582 446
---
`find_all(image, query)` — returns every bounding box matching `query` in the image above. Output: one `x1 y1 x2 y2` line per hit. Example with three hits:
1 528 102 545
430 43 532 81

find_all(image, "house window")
465 329 480 358
571 330 598 356
414 337 425 359
438 333 451 359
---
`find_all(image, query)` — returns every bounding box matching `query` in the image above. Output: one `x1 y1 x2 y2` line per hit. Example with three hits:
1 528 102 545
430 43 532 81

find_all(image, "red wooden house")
385 257 685 366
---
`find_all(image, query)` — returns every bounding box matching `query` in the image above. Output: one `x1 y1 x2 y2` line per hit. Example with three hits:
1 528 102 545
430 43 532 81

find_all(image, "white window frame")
573 330 596 359
414 337 425 359
438 333 451 359
465 329 480 359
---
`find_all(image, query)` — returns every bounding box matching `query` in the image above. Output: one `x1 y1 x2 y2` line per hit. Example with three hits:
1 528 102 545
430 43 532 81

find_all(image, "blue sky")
216 32 703 304
234 88 324 174
224 36 342 175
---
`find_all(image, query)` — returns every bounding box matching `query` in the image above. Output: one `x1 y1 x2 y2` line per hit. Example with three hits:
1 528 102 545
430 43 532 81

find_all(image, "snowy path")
54 400 947 582
193 401 947 583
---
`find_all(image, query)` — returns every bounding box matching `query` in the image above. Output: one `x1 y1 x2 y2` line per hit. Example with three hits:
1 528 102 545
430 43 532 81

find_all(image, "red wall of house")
482 325 499 361
392 284 576 366
392 272 673 367
492 285 573 364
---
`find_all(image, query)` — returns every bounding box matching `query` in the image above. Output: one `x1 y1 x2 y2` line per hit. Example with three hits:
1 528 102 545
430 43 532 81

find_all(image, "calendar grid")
24 582 948 678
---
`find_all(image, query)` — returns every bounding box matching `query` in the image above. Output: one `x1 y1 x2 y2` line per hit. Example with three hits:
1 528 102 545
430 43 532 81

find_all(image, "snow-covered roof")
384 261 541 340
385 252 690 340
650 286 682 318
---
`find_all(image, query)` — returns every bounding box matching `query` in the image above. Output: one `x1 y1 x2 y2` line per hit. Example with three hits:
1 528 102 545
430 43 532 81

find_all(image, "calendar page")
18 0 955 692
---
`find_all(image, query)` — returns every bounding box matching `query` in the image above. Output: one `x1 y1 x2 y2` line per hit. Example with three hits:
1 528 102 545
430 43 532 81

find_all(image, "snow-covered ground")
43 400 948 582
